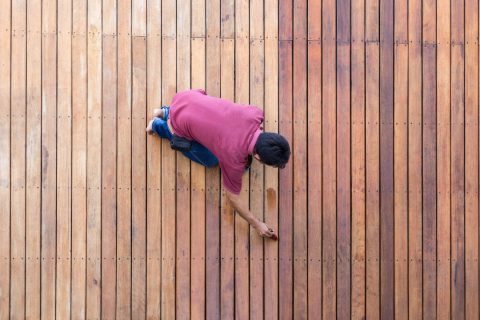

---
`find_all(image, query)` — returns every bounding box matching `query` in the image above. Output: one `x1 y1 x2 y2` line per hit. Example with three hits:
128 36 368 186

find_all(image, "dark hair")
254 132 291 168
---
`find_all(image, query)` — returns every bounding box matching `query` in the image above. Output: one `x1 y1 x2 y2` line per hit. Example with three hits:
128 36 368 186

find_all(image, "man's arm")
225 189 277 240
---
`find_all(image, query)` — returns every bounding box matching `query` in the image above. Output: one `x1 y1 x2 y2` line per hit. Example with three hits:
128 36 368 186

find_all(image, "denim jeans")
152 106 219 167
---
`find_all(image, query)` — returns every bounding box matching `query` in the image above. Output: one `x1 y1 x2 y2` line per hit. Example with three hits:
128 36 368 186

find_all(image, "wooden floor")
1 0 479 318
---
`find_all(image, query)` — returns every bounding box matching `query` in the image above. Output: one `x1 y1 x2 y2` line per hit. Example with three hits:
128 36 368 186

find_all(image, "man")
147 89 290 240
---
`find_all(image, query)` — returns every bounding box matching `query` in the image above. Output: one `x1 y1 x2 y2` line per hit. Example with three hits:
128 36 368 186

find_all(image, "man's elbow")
225 190 241 208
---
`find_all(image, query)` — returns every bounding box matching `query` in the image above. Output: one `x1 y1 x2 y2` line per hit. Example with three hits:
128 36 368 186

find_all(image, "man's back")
169 89 264 194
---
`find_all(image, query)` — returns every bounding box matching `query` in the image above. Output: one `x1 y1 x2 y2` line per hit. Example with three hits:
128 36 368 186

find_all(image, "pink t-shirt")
169 89 263 194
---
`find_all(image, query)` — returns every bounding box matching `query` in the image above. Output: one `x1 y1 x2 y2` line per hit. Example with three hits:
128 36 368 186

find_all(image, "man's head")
253 132 291 169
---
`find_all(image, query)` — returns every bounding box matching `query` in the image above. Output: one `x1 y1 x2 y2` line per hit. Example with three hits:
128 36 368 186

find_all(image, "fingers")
266 228 278 241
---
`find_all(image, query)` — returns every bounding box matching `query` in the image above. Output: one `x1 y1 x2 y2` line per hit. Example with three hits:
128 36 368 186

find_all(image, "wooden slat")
161 0 177 316
10 0 27 317
219 0 235 318
101 0 118 317
279 0 294 318
189 31 206 320
249 0 265 316
393 0 408 317
117 0 132 316
379 0 394 314
465 0 479 316
235 0 249 317
436 0 451 317
265 0 280 317
86 0 102 317
351 0 365 316
220 37 235 320
71 0 88 317
322 0 336 316
132 0 147 317
451 0 466 316
57 0 73 317
278 11 294 320
146 0 162 317
0 0 11 317
408 0 422 315
176 0 191 315
205 0 221 316
190 0 206 317
41 0 57 317
422 0 437 316
293 0 308 316
336 0 351 315
26 0 42 317
132 35 147 319
365 0 380 315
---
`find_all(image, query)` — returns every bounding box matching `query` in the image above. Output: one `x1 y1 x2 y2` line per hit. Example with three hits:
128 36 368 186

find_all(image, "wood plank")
350 0 365 316
279 0 293 317
219 0 235 318
220 37 235 320
71 0 88 317
249 0 265 316
379 0 394 314
86 0 102 316
161 0 177 315
41 0 57 317
436 0 451 316
249 0 264 319
450 0 465 316
10 0 27 317
322 0 336 315
393 0 408 317
117 0 133 316
365 0 380 315
190 47 206 320
278 40 293 320
26 0 42 317
264 0 280 316
293 0 308 316
422 0 437 316
408 0 422 315
0 0 11 317
132 0 147 317
464 0 479 316
234 0 249 317
56 0 73 317
175 0 191 316
336 0 351 315
205 0 221 316
146 0 162 317
190 0 206 317
132 35 147 319
101 0 117 318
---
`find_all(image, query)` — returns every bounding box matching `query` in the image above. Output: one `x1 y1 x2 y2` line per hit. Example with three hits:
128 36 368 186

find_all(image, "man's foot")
146 118 155 135
153 108 164 119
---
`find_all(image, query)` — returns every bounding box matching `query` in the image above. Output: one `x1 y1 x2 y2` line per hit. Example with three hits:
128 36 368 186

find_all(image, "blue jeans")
152 106 219 167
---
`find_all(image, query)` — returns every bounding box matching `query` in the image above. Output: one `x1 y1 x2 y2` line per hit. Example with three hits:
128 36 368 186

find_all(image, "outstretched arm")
225 189 278 240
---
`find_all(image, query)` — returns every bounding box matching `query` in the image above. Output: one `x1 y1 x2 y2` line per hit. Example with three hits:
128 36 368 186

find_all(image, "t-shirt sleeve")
253 106 264 124
221 164 244 195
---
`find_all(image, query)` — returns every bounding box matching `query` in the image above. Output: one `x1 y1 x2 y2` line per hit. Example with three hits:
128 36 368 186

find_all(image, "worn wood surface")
1 0 478 318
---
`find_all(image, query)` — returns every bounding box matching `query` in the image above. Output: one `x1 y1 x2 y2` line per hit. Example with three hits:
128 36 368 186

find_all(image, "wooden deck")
0 0 479 318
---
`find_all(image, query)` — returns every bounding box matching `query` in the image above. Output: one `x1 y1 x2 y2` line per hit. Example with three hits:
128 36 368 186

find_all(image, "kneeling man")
147 89 290 240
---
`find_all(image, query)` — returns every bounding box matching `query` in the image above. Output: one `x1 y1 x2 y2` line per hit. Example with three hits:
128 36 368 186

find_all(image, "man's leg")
148 117 173 139
182 142 219 167
147 116 218 167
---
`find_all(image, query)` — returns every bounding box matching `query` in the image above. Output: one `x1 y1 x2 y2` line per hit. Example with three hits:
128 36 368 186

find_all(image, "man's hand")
225 189 278 241
254 221 278 240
